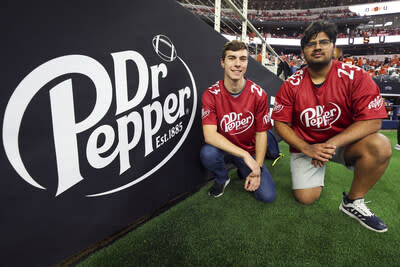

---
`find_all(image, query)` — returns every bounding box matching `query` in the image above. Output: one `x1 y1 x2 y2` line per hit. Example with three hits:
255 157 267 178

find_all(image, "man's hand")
243 154 261 191
244 172 261 191
243 154 261 177
303 143 336 163
311 159 325 168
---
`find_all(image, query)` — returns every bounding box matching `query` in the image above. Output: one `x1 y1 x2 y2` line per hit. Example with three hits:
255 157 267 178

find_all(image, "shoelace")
353 199 375 217
271 153 284 167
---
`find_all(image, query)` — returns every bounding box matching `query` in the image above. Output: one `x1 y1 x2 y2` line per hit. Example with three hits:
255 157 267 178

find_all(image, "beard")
307 58 332 70
304 50 333 70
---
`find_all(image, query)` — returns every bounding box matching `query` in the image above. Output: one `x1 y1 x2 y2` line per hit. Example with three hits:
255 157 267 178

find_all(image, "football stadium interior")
77 0 400 265
2 1 400 266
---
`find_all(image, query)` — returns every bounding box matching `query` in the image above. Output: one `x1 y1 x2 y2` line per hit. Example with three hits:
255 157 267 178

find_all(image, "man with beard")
271 20 391 232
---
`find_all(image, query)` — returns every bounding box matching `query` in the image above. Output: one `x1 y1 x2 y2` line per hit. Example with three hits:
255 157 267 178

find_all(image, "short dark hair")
300 20 337 50
221 40 248 59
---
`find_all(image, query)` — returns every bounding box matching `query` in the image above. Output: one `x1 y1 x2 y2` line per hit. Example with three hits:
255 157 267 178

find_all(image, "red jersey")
202 79 272 155
271 60 387 152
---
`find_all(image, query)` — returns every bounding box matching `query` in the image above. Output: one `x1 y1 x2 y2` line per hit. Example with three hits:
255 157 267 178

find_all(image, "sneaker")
208 179 230 198
395 144 400 151
339 192 387 233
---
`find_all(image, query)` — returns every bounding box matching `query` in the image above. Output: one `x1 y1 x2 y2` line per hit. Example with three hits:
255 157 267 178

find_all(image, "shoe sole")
208 179 230 198
339 203 388 233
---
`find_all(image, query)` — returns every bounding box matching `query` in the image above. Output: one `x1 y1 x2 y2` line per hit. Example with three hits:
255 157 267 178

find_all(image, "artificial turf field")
78 131 400 267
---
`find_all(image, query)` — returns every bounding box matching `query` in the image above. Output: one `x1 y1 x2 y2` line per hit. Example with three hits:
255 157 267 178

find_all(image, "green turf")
77 131 400 267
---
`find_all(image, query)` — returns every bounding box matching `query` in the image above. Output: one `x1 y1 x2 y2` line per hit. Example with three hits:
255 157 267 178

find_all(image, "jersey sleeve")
201 89 217 125
255 87 272 132
271 81 294 123
351 70 387 121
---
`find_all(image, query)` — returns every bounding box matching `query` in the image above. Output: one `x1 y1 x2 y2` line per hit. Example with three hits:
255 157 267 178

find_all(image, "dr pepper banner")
0 0 282 265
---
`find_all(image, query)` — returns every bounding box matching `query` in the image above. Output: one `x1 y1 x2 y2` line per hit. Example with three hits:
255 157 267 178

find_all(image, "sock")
344 195 354 204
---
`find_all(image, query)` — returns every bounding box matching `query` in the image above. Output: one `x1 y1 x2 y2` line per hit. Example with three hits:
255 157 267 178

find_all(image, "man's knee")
200 144 219 162
371 133 392 163
364 133 392 164
346 133 392 165
255 189 276 203
293 187 322 205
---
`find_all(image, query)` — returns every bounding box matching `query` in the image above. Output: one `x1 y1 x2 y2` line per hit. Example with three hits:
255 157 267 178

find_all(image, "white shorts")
290 146 353 190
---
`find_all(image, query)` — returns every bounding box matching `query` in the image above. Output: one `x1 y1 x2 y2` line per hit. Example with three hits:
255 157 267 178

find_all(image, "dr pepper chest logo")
2 35 197 197
220 111 254 135
300 102 341 131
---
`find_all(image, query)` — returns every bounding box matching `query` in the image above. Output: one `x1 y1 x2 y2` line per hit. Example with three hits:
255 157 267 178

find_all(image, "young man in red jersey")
272 21 392 232
200 40 276 202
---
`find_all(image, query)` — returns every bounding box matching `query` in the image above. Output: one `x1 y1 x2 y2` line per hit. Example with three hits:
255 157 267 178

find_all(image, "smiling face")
220 49 248 83
302 31 334 70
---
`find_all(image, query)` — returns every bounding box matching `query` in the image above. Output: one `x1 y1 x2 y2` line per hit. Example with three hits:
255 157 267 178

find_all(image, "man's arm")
309 119 382 167
244 131 267 191
255 131 267 166
203 124 260 176
274 121 336 163
326 119 382 147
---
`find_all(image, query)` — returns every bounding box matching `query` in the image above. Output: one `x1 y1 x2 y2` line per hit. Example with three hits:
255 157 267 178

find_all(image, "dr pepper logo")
2 35 197 197
300 102 341 131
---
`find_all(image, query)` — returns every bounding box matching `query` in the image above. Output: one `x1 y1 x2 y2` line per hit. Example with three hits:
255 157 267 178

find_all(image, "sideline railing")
217 0 280 71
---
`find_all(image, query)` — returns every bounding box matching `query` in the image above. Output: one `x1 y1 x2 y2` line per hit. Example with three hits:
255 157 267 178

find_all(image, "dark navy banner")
0 0 282 266
376 79 400 95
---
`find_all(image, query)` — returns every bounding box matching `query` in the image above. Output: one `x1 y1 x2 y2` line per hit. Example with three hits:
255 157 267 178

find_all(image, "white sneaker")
395 144 400 151
339 192 387 233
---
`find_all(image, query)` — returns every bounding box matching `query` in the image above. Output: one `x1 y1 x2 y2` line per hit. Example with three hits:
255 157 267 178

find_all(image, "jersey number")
289 69 303 86
337 69 354 80
337 63 360 80
251 84 263 96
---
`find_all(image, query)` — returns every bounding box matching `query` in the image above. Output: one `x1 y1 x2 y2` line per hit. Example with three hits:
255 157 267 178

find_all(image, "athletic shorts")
290 146 354 190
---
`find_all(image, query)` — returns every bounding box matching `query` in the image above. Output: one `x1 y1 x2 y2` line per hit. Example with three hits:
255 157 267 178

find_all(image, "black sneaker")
339 192 387 233
208 179 230 198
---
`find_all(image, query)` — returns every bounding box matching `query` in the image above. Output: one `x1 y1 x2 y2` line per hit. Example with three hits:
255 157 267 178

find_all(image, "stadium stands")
179 0 400 127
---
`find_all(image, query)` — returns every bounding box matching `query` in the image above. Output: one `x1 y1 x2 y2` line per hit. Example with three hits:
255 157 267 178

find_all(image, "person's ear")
220 58 225 68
